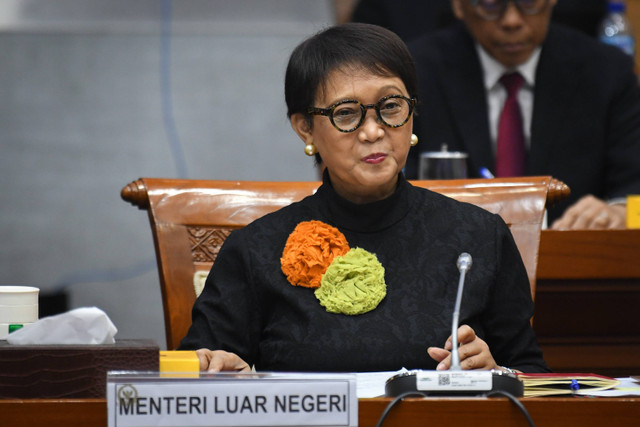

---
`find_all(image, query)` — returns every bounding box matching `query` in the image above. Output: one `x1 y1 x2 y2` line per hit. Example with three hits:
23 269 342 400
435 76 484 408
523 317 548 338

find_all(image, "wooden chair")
121 176 569 350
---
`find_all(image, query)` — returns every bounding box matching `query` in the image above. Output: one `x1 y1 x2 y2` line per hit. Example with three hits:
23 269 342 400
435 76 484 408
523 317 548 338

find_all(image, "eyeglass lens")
473 0 546 19
332 96 412 132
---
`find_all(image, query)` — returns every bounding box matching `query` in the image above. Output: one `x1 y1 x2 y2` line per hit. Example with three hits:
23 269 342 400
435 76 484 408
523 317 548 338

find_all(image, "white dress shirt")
476 44 541 155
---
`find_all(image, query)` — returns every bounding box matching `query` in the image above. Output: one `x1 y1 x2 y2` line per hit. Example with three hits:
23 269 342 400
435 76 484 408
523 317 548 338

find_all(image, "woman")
179 23 549 374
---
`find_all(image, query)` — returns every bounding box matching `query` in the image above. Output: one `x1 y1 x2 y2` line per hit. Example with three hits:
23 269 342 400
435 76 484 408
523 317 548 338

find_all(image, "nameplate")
416 370 492 391
107 371 357 427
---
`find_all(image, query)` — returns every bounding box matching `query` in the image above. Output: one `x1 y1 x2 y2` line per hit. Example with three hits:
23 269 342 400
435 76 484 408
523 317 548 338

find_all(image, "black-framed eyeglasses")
307 95 416 133
469 0 549 21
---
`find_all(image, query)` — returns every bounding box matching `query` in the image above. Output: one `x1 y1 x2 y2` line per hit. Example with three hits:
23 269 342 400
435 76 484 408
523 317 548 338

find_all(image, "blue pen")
479 167 495 179
570 379 580 392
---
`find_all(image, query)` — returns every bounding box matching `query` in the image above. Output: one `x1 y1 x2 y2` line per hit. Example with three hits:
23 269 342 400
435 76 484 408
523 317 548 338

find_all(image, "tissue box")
0 339 159 398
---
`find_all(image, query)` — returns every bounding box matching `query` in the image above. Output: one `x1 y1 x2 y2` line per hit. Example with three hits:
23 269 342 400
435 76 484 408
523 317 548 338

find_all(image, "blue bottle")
598 1 636 57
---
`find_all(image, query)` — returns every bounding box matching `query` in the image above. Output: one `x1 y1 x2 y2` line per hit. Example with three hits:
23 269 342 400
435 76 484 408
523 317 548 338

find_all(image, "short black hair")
284 22 418 120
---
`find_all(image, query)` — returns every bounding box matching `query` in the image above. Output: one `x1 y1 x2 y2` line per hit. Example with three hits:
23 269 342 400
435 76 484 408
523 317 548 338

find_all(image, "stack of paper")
518 373 620 397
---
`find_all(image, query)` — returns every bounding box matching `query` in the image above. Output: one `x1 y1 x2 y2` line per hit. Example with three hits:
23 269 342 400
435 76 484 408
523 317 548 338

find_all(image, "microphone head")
457 253 472 272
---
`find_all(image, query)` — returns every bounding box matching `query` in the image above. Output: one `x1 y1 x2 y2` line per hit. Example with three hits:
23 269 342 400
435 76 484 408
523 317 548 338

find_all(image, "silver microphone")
451 252 472 371
456 252 472 273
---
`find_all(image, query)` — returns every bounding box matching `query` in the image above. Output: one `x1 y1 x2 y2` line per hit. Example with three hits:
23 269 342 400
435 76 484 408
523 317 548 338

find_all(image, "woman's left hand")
427 324 499 371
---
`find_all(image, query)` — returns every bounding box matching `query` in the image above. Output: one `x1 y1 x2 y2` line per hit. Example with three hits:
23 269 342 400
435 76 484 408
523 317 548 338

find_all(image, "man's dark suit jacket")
407 23 640 221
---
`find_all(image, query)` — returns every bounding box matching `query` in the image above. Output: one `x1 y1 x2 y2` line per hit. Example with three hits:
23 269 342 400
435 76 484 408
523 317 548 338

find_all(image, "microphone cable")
374 391 427 427
374 390 536 427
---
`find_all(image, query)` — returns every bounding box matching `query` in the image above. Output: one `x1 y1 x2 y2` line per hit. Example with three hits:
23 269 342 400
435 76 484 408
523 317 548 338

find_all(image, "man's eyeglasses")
469 0 549 21
307 95 416 133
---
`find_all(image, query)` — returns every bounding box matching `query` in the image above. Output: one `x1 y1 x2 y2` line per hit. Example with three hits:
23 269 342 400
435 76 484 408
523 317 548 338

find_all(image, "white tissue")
5 306 118 345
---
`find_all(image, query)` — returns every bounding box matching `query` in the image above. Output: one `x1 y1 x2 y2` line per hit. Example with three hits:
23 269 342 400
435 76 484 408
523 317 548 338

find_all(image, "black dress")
179 173 549 373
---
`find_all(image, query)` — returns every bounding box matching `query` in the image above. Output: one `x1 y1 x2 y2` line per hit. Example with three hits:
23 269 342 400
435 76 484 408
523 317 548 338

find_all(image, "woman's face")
291 68 413 204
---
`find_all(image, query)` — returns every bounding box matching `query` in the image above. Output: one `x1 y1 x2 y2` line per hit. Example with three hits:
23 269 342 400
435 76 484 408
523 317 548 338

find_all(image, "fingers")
551 195 626 230
456 324 476 343
431 325 498 371
456 343 495 370
195 349 251 373
427 346 450 370
604 204 626 229
551 195 598 229
431 325 475 370
195 348 213 371
441 324 475 351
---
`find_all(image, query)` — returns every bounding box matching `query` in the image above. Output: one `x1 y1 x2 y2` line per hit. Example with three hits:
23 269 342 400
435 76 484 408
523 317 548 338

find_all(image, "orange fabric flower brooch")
280 220 386 315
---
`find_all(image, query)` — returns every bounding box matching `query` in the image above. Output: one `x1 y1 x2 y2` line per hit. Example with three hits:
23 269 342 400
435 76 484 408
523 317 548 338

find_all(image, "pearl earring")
410 134 419 146
304 143 317 156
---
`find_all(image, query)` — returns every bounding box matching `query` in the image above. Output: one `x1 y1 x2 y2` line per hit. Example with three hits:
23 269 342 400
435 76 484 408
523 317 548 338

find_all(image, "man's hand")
551 195 626 230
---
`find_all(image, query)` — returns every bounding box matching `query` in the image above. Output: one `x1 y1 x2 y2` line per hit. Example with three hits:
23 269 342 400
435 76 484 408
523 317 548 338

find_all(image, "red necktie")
496 72 526 177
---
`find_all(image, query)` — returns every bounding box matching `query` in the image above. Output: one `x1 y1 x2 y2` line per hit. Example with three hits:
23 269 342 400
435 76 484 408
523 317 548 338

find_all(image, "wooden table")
534 229 640 376
2 396 640 427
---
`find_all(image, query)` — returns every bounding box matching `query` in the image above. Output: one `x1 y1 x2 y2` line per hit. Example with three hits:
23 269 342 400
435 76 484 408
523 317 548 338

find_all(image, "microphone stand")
450 253 471 371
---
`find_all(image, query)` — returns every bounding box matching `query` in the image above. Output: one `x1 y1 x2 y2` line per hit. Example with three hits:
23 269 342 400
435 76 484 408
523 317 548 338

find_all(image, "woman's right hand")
195 349 251 373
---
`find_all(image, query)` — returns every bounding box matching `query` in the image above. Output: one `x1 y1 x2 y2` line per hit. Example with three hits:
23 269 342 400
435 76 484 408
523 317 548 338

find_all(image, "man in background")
406 0 640 229
348 0 609 40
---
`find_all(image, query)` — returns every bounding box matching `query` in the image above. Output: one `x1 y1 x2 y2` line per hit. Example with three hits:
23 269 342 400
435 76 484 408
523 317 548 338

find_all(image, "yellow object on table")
627 195 640 229
159 350 199 377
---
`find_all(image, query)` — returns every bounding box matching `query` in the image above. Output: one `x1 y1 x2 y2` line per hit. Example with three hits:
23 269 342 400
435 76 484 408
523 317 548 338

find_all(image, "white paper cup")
0 286 39 306
0 286 39 339
0 304 39 323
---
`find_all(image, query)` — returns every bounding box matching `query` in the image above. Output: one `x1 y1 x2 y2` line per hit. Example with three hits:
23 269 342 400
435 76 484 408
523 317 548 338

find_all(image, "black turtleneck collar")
314 169 414 232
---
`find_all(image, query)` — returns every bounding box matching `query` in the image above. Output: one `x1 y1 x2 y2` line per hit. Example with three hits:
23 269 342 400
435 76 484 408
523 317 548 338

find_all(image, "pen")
478 167 495 179
570 379 580 391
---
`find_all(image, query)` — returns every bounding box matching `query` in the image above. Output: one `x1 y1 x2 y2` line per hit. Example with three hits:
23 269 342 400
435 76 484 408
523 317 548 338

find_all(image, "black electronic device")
385 369 524 397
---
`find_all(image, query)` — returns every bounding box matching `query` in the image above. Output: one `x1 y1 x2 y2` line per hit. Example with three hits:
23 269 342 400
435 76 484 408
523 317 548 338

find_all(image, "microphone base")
385 369 524 397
